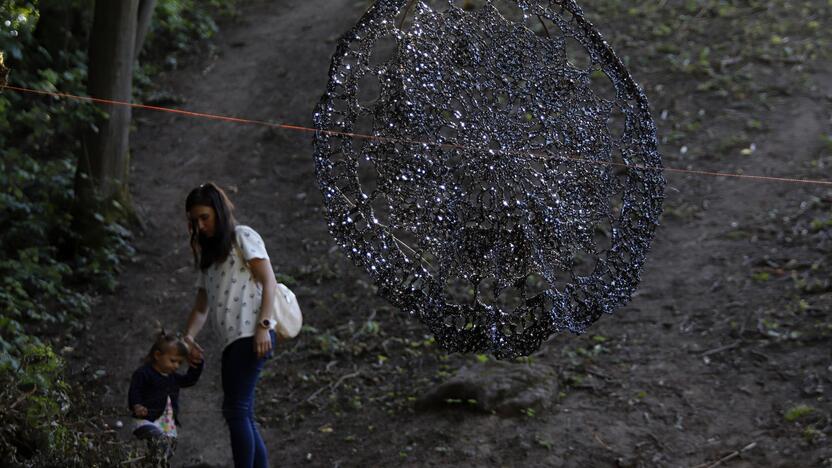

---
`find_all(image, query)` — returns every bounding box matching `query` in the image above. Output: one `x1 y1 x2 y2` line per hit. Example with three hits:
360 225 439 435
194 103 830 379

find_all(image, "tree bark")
76 0 139 208
134 0 157 61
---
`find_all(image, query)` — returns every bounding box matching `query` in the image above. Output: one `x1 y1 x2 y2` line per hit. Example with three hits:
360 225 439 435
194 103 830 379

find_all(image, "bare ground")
71 0 831 466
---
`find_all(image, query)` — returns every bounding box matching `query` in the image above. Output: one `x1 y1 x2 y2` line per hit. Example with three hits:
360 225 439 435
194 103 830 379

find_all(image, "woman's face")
188 205 217 238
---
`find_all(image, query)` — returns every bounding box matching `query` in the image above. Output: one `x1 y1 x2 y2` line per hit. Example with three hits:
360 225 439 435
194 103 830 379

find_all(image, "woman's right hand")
184 334 204 366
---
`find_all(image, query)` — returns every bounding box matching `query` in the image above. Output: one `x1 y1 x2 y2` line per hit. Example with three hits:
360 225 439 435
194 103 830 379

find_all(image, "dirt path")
81 0 363 465
78 1 831 467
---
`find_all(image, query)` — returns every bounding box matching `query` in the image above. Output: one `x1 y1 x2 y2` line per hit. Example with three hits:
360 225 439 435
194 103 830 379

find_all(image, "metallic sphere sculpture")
313 0 664 359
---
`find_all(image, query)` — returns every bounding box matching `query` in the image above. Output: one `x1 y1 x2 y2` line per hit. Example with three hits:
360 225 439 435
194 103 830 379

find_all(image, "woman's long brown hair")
185 182 236 270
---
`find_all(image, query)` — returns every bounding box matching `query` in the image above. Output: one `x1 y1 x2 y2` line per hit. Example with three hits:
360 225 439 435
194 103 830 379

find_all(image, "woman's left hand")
254 326 272 358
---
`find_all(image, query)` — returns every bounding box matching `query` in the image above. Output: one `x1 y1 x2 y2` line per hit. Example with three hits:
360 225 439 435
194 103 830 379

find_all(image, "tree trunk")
134 0 157 61
76 0 139 210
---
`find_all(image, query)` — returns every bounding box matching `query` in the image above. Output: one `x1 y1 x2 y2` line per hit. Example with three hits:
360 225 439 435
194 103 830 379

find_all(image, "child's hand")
188 346 204 366
133 404 148 418
184 335 204 366
191 350 204 365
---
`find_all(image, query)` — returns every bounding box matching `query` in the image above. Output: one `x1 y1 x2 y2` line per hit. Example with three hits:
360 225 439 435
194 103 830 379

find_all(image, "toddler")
128 331 203 465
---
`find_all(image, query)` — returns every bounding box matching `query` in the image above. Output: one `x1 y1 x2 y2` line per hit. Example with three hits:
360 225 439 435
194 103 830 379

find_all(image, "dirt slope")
77 0 831 466
78 0 363 465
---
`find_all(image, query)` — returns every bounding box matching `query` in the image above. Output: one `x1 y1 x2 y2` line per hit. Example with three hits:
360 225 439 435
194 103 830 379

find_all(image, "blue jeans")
221 330 275 468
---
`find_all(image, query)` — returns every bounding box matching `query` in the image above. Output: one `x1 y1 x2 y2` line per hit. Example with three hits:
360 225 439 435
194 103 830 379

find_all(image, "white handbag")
235 242 302 339
273 282 302 339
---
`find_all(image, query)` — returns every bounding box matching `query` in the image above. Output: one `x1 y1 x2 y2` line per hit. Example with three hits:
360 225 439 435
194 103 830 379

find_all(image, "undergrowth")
0 1 236 465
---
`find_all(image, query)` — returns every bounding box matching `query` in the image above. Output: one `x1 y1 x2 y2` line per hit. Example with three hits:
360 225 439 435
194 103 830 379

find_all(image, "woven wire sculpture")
313 0 664 359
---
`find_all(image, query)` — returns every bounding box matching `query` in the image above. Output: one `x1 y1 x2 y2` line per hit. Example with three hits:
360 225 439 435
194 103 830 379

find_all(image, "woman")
183 182 277 468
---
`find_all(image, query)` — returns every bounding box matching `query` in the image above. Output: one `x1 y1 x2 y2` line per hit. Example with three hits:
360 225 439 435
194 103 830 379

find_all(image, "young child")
128 330 203 465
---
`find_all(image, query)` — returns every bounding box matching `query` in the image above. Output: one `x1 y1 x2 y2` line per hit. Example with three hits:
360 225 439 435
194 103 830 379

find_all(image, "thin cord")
2 84 831 187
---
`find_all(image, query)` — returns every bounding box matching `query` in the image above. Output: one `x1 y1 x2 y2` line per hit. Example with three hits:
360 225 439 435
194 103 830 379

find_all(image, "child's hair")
143 330 189 365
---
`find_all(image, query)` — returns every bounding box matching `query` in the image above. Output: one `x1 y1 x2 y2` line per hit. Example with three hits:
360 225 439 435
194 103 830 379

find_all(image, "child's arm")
176 359 204 388
127 368 149 417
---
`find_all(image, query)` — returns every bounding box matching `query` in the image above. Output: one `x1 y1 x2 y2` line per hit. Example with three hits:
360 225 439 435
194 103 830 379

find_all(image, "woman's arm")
184 288 207 364
249 258 276 358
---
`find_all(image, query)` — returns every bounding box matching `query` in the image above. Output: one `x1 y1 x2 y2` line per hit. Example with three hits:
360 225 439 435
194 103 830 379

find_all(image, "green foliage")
0 0 234 464
784 404 815 422
138 0 237 74
0 343 135 466
0 0 236 360
0 2 134 368
153 0 225 45
0 1 39 64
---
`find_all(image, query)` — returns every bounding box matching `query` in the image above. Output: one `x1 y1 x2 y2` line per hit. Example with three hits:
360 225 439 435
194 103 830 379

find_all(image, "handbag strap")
233 240 249 272
234 240 280 321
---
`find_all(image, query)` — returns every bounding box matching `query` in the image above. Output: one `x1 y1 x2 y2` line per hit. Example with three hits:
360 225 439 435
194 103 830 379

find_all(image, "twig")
592 432 611 450
121 455 146 465
352 310 377 340
585 366 615 382
330 371 361 392
700 341 740 357
9 387 37 410
82 429 117 436
288 370 361 415
748 349 770 362
647 432 666 451
691 442 757 468
753 55 805 65
300 387 326 407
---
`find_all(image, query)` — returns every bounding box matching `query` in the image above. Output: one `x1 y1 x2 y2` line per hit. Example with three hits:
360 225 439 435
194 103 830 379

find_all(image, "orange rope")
3 84 831 187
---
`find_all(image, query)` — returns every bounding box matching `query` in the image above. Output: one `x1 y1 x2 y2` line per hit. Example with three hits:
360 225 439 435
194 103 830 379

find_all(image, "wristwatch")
258 319 272 330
